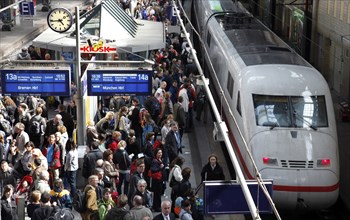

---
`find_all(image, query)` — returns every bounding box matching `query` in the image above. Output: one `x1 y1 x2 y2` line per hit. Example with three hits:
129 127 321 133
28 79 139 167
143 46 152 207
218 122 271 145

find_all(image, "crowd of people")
0 0 229 219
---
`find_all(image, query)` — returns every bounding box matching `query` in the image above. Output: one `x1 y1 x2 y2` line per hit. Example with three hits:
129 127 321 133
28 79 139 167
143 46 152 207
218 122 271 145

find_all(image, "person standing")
177 78 196 132
64 140 78 197
195 86 207 121
179 199 193 220
14 103 32 134
1 185 19 220
200 154 225 182
149 148 165 212
81 175 99 220
29 107 46 148
31 192 60 220
102 149 119 192
104 194 133 220
130 179 150 209
14 122 30 153
17 48 31 60
128 158 145 207
35 170 51 194
86 121 99 149
113 141 130 195
82 142 103 179
153 200 176 220
0 160 16 187
129 98 142 146
42 134 61 185
165 121 181 164
130 195 153 220
44 114 63 146
98 188 116 220
57 104 75 138
173 96 186 143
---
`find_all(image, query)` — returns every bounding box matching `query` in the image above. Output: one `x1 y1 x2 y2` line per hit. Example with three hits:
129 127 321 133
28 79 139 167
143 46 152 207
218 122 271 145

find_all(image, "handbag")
148 169 162 180
169 174 178 187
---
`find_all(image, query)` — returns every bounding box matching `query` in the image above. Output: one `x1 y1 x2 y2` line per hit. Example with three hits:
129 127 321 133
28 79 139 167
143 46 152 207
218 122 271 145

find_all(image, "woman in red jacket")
42 134 61 187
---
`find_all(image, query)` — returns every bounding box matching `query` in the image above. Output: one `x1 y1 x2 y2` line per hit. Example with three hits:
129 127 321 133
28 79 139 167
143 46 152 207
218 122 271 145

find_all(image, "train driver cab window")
253 95 291 127
207 31 212 47
227 71 234 98
291 96 328 128
253 94 328 128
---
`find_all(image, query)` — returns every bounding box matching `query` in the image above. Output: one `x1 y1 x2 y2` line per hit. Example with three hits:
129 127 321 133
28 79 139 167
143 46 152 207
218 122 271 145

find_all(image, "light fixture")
144 59 155 65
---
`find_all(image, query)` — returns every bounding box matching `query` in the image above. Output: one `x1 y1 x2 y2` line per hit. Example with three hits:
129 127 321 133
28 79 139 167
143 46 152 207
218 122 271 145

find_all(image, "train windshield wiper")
263 121 279 130
293 111 318 131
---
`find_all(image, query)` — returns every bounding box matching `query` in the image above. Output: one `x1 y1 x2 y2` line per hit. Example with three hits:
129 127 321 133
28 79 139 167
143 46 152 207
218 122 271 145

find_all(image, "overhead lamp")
144 59 155 65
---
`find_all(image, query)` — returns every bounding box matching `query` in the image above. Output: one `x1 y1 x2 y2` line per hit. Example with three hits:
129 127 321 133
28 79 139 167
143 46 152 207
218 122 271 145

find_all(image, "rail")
0 0 25 13
172 0 262 219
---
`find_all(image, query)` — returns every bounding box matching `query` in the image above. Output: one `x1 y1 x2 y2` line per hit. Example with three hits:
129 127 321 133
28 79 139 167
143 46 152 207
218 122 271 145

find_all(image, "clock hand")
59 19 64 25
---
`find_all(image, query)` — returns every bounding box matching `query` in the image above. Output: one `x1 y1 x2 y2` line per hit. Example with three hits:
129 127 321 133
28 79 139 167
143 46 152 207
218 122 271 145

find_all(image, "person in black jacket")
130 179 150 209
31 192 60 220
57 104 75 138
113 141 131 195
82 142 103 179
104 194 132 220
1 184 18 220
171 167 191 202
128 98 142 145
127 158 145 207
0 160 16 187
153 200 176 220
200 154 225 182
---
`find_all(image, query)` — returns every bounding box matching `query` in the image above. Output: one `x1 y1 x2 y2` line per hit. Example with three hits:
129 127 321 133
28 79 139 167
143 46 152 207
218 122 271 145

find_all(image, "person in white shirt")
64 139 79 197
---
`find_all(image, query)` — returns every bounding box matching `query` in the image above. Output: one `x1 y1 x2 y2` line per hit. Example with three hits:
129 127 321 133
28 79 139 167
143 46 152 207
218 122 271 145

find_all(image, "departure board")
87 69 152 96
1 68 71 96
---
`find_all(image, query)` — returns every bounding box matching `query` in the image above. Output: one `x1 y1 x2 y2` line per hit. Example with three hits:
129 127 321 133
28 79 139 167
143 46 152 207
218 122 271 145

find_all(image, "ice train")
192 0 339 209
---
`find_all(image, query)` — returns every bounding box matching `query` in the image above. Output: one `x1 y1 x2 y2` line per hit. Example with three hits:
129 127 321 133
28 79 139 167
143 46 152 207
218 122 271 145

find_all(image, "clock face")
47 8 73 33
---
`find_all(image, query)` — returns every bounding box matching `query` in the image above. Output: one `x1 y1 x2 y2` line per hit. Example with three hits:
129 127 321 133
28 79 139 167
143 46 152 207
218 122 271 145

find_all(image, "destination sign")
1 68 71 96
87 69 152 96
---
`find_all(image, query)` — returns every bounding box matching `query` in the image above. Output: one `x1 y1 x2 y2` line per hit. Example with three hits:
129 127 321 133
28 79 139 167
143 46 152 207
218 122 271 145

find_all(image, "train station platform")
4 0 350 219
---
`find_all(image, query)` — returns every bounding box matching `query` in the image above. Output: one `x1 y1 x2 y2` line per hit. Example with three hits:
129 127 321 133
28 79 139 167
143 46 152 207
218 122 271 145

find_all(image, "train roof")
206 1 311 67
241 65 330 96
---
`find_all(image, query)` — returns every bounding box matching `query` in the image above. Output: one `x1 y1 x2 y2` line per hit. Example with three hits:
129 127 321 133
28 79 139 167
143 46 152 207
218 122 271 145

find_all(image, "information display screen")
87 69 152 96
204 180 273 214
1 68 71 96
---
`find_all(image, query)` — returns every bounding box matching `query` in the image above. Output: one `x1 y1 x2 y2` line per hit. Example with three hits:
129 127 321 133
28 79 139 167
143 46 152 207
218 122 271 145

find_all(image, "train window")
253 95 291 127
291 96 328 128
207 31 212 47
227 71 234 98
237 91 241 116
253 94 328 128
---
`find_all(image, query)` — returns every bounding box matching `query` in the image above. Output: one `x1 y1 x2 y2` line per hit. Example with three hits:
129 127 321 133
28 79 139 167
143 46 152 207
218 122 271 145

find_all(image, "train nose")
260 168 339 210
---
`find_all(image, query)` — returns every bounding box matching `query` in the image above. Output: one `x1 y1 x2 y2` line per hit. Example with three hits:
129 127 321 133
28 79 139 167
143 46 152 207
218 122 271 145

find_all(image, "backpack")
29 120 42 135
47 208 74 220
73 189 87 213
181 50 189 65
82 154 91 179
186 87 193 101
196 90 206 104
0 119 12 137
195 197 204 214
150 99 160 118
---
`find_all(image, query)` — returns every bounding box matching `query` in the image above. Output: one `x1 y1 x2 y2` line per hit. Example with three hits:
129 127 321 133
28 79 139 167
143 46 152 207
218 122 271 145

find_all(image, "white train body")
193 0 339 209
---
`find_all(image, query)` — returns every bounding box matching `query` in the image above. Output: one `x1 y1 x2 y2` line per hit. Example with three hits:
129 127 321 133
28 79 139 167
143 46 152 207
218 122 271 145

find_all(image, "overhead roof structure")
33 0 165 53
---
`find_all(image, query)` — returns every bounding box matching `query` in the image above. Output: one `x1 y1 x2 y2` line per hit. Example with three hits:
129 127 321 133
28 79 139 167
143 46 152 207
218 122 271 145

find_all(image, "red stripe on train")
273 183 339 192
223 115 338 193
